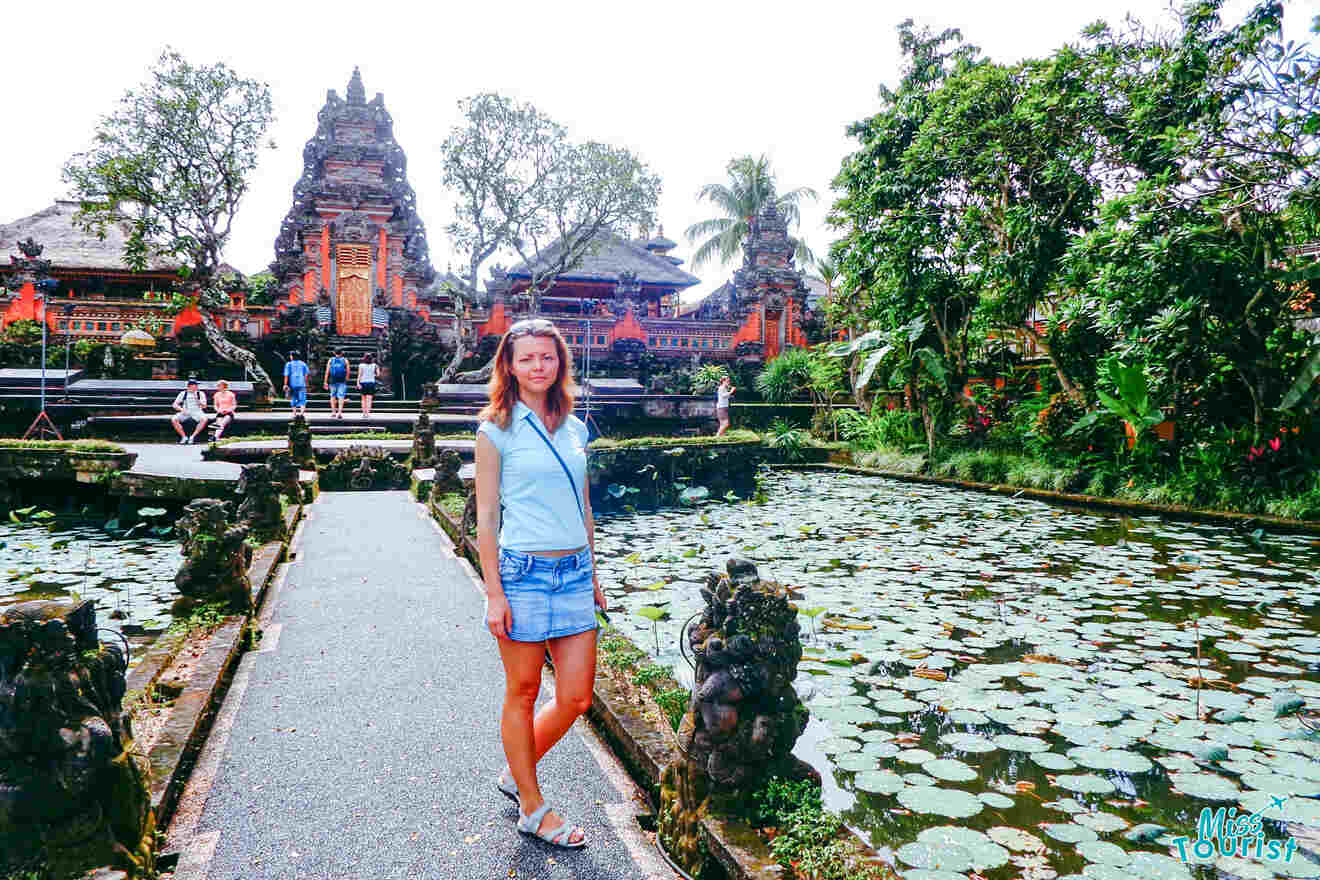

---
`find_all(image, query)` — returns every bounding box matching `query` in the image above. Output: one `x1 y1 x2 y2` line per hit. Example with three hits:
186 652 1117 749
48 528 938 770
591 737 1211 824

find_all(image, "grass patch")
435 491 466 520
854 446 926 473
0 439 125 453
166 600 233 636
588 429 761 450
211 432 422 446
598 632 689 731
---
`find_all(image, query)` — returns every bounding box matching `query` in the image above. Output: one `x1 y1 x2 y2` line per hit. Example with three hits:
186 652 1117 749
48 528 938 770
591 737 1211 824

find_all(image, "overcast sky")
3 0 1314 303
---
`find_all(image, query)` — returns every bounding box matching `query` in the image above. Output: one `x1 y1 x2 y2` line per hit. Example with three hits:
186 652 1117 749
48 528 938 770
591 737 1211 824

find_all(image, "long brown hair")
478 320 578 431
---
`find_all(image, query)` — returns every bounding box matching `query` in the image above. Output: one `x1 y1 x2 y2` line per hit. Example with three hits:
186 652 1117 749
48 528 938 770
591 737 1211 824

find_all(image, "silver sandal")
516 803 586 849
496 771 519 805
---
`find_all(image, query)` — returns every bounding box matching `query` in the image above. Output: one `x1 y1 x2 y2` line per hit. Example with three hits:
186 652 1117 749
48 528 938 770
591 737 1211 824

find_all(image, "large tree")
438 93 660 382
62 48 277 388
684 155 817 271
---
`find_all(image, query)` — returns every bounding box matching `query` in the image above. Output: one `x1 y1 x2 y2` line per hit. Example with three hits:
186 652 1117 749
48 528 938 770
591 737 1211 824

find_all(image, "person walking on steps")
475 318 607 850
324 350 350 420
357 352 378 420
283 351 309 417
171 378 209 444
715 375 736 437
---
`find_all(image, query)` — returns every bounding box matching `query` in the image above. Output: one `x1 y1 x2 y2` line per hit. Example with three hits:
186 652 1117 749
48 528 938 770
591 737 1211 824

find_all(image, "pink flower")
1250 446 1264 458
1269 436 1281 452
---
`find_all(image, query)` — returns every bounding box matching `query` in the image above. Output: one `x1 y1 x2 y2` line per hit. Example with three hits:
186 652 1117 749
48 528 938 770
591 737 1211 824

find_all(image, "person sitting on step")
171 379 209 445
212 379 238 439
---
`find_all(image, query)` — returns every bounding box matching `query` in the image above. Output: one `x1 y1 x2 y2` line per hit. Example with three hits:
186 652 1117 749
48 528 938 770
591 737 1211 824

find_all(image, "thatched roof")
506 230 700 290
0 201 179 273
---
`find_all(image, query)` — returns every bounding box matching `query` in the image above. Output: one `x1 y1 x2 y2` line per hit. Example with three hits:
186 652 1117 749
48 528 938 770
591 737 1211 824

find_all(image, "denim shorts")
496 546 597 642
328 382 347 399
289 386 307 407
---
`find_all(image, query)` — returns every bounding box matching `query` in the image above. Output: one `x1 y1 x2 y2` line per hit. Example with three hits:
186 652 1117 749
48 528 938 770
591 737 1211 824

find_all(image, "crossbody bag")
522 416 585 525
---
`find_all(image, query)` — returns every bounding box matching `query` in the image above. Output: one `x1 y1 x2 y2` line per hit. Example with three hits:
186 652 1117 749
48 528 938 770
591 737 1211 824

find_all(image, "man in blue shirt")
283 351 310 416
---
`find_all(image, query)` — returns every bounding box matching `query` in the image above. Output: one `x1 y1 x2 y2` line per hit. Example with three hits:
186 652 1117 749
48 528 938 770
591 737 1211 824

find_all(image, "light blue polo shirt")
477 402 589 552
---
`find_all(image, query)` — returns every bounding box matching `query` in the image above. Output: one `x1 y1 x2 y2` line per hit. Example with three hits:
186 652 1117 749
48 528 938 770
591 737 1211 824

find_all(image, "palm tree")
684 155 818 271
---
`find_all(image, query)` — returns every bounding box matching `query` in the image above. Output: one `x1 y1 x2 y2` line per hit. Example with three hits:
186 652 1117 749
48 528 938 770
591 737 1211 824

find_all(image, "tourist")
357 352 378 419
323 350 350 419
212 380 238 439
715 376 736 437
474 318 605 849
170 378 209 445
283 351 309 416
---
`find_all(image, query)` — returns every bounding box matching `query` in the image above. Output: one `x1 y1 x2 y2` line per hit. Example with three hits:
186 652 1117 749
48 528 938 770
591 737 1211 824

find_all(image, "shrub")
837 407 921 451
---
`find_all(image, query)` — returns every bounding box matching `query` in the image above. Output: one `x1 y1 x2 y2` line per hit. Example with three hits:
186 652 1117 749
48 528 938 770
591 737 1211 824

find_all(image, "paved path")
165 491 671 880
123 442 243 479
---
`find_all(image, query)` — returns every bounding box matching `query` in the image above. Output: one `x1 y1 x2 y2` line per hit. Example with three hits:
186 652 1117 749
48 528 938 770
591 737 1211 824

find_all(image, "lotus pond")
595 469 1320 880
0 518 182 662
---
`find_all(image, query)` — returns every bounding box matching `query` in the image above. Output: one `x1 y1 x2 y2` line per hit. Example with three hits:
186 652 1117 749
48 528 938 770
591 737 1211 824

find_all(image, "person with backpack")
170 378 209 445
283 351 310 416
323 350 350 419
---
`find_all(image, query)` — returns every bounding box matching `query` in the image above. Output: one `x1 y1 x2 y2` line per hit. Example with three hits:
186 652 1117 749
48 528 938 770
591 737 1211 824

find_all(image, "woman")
715 375 737 437
475 318 606 849
212 380 238 440
357 352 378 419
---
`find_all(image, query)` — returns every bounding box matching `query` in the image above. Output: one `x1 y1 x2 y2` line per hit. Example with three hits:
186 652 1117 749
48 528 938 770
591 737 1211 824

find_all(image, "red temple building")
0 202 275 341
269 67 448 337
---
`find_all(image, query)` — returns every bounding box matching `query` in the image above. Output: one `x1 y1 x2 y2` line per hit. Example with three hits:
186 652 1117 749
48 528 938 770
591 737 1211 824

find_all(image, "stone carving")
410 411 436 468
659 558 807 875
420 382 441 412
434 448 462 495
0 601 155 878
265 451 302 503
16 236 44 258
237 463 286 540
173 499 252 615
288 414 314 467
320 446 409 491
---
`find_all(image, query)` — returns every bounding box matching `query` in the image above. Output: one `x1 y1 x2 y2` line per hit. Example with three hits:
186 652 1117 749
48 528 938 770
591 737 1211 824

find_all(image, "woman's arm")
475 432 512 638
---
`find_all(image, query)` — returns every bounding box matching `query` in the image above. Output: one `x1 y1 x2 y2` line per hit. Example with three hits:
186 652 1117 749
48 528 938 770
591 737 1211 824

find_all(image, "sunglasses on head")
507 318 555 338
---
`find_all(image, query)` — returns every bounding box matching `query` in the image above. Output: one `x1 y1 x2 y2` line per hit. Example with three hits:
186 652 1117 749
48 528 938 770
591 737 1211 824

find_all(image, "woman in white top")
715 376 736 436
357 353 378 419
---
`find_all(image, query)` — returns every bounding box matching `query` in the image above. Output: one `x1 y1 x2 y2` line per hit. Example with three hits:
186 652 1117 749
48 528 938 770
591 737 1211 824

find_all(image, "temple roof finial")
347 67 366 105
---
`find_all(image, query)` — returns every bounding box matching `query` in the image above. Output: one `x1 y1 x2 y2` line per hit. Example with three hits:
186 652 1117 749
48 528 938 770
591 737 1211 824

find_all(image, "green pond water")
0 521 182 657
595 470 1320 880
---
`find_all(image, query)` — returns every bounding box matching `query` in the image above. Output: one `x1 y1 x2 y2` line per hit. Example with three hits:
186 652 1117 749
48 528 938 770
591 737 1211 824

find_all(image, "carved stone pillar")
0 601 155 878
173 498 252 615
659 559 807 875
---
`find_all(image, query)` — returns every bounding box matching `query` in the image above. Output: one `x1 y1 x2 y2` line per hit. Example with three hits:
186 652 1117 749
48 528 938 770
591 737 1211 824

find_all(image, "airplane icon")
1270 795 1290 811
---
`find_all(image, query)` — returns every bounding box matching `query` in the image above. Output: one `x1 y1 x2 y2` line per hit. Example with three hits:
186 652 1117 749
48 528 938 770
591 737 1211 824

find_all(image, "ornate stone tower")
729 201 809 361
270 68 438 335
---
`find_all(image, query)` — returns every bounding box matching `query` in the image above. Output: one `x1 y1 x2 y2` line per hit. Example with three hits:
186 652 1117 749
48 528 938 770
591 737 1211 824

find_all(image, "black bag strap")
523 416 585 524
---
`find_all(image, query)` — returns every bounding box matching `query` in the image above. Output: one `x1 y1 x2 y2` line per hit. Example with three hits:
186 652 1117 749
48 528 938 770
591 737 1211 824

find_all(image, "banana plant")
1066 359 1165 448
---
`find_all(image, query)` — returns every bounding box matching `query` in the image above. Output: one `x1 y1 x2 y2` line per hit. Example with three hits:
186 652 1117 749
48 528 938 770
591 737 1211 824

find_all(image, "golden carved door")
336 244 372 336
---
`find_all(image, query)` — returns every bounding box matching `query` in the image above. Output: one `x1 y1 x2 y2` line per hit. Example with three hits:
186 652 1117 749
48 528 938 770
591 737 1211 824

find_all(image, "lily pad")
1040 823 1099 843
1032 752 1078 771
897 786 984 818
854 769 905 795
1076 840 1129 866
986 826 1045 852
925 759 977 782
1168 771 1240 802
1055 774 1117 795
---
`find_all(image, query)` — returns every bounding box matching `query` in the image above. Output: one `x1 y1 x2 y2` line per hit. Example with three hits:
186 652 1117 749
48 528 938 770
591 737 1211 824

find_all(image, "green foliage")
689 364 729 395
0 440 124 452
62 48 275 283
749 777 883 880
652 687 689 732
835 407 921 451
3 319 43 345
766 420 808 462
166 600 231 635
588 430 760 450
631 662 672 687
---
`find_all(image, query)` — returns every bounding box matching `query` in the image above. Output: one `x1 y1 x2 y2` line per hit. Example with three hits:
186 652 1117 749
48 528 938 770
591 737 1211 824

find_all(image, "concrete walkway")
165 491 672 880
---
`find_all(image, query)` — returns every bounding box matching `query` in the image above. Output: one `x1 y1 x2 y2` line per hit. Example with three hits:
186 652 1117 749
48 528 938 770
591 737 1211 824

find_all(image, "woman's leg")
498 638 549 810
364 394 373 417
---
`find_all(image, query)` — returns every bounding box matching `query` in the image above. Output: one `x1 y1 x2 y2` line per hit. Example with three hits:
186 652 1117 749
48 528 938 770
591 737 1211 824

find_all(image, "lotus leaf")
1168 771 1240 801
1073 812 1129 833
994 734 1051 753
895 841 974 872
1055 774 1117 795
818 737 862 754
896 786 984 818
925 759 977 782
854 769 905 795
914 826 1009 870
1040 823 1099 843
940 733 997 753
1125 851 1194 879
1065 746 1153 774
978 792 1014 809
1122 823 1166 842
986 826 1044 852
1076 840 1129 866
897 748 936 765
